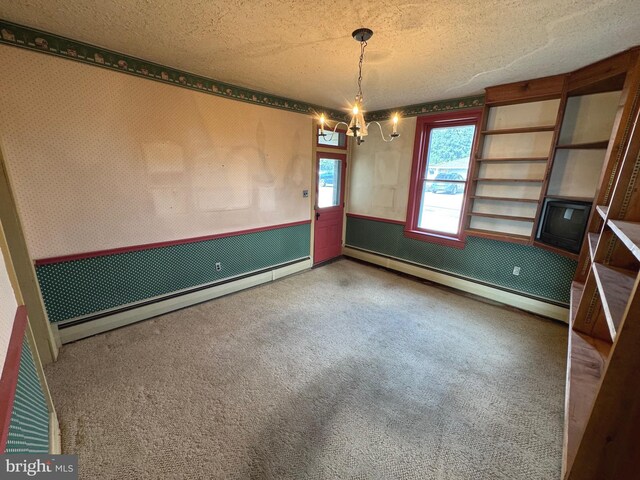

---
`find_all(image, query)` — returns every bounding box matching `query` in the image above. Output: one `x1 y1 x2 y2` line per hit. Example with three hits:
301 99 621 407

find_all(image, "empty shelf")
608 220 640 262
565 330 611 475
592 263 636 338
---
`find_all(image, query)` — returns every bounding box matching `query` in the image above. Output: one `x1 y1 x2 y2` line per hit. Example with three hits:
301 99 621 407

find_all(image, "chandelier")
319 28 400 145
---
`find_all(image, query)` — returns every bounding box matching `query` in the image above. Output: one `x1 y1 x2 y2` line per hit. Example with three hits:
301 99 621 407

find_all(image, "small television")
537 199 592 254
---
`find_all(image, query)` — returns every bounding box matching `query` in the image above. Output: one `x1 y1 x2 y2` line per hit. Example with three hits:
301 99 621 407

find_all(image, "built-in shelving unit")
465 52 631 258
563 47 640 480
465 76 565 243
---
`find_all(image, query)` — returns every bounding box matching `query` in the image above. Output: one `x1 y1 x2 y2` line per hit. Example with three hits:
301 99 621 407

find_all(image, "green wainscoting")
36 223 311 323
4 337 49 454
345 216 576 304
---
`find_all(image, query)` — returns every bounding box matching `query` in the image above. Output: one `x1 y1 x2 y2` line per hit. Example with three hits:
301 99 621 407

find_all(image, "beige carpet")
45 259 568 479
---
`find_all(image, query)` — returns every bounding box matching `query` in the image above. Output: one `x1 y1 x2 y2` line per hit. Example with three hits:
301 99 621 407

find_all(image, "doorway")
313 152 346 264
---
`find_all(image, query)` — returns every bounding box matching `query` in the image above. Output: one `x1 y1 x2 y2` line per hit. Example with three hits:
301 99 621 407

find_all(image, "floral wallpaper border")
0 19 485 124
366 95 485 122
0 19 346 119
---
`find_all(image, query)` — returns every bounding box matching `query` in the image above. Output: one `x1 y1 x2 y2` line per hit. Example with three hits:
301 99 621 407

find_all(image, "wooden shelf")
570 281 585 325
596 205 609 220
470 195 539 203
608 220 640 261
587 233 598 260
592 263 636 338
476 156 549 162
545 195 594 203
481 126 556 135
561 48 640 479
475 178 544 183
465 228 531 245
468 212 535 222
565 330 611 476
532 240 580 261
556 141 609 150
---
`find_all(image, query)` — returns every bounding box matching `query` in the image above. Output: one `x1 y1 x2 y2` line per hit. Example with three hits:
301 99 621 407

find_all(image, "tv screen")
538 200 591 253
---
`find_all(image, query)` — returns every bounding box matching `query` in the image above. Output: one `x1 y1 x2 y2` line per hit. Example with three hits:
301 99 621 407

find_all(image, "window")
317 128 347 149
317 157 342 208
405 110 482 248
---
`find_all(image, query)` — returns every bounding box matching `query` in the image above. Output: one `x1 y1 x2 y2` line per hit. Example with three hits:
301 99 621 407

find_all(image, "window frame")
316 126 348 150
404 109 482 248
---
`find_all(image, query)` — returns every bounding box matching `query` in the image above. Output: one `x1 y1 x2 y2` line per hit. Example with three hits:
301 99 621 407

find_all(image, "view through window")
419 125 476 233
317 157 342 208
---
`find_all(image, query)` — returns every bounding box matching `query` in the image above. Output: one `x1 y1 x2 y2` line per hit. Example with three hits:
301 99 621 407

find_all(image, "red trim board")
35 220 312 266
346 213 405 226
0 306 28 453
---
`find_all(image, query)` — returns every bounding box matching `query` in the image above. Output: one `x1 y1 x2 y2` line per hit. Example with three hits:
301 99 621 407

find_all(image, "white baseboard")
49 410 61 454
57 258 312 343
343 247 569 322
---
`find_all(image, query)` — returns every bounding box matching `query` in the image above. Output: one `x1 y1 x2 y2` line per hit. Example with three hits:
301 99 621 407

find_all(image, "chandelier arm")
368 122 397 143
320 121 350 142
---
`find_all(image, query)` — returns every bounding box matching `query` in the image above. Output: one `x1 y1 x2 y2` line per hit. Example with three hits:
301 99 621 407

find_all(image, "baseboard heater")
55 257 312 344
343 246 569 322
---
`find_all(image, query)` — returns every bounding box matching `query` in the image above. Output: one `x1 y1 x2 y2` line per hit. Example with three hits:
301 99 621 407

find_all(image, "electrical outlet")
513 266 521 276
302 189 309 198
215 262 222 271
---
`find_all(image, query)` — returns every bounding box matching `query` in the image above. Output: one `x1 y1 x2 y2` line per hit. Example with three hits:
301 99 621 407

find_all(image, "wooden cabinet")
563 48 640 479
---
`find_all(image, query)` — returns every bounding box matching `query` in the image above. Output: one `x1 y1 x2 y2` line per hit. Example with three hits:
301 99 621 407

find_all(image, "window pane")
318 128 346 148
318 158 341 208
425 125 476 180
418 182 465 234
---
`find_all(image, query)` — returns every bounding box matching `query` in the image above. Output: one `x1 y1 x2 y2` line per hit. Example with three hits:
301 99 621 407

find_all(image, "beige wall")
0 46 312 260
347 117 417 221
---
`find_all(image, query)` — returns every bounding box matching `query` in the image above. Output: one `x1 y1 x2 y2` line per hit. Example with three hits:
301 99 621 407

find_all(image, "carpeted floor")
45 259 568 479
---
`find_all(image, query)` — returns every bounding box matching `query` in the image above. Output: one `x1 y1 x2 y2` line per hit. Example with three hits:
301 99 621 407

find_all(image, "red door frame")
313 151 347 265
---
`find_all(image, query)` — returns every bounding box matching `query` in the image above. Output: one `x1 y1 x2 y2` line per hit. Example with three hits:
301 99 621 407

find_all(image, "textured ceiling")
1 1 640 112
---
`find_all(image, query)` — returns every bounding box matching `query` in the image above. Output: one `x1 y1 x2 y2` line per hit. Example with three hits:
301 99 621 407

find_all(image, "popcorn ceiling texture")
45 260 567 479
1 1 639 110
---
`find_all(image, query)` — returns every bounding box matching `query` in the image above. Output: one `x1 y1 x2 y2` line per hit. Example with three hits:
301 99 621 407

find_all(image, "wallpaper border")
367 95 485 121
0 19 346 119
0 19 485 124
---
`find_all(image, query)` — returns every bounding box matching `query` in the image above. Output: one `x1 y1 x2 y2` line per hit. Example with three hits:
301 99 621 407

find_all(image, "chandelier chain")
357 40 367 100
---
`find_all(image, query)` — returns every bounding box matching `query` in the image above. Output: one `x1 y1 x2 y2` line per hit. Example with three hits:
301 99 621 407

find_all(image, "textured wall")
345 216 576 304
0 45 312 260
348 117 417 221
4 336 49 454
